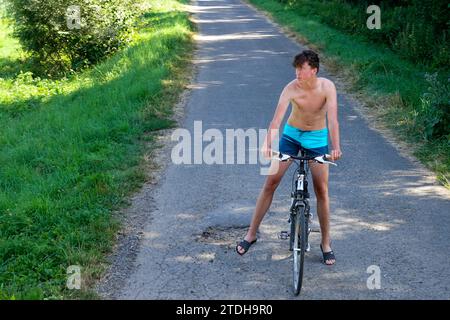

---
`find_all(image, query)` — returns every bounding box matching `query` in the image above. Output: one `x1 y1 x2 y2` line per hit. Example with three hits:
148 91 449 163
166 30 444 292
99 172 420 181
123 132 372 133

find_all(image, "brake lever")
314 154 337 166
277 154 291 162
272 151 291 162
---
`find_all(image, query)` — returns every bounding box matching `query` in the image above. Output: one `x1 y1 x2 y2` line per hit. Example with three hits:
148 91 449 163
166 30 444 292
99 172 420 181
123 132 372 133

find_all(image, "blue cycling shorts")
278 123 329 157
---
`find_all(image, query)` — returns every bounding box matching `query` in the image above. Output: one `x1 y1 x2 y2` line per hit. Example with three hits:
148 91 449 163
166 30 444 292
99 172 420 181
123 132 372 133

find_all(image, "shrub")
414 73 450 140
6 0 139 76
281 0 449 69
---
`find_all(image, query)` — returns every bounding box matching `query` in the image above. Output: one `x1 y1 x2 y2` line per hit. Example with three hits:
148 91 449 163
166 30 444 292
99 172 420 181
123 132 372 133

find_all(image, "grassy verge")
246 0 449 187
0 0 195 299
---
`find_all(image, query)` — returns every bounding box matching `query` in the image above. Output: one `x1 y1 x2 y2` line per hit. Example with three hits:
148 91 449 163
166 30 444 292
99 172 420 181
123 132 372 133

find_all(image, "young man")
236 50 342 265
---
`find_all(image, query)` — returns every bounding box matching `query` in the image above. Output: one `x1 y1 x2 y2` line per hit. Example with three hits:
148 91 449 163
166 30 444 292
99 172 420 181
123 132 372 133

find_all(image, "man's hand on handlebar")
261 144 273 160
330 149 342 161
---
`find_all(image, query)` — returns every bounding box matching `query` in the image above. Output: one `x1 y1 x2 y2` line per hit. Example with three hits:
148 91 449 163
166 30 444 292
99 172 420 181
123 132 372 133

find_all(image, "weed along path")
97 0 450 299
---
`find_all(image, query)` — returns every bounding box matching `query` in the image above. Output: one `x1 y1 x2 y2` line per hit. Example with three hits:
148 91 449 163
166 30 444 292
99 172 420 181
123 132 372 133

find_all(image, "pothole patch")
196 226 247 246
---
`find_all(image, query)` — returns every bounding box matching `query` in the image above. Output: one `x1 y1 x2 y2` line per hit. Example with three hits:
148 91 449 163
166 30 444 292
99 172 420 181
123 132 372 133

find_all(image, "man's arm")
325 80 342 160
262 84 292 158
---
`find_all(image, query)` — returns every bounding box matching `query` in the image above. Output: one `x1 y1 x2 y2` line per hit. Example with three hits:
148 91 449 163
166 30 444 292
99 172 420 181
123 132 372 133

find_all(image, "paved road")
100 0 450 299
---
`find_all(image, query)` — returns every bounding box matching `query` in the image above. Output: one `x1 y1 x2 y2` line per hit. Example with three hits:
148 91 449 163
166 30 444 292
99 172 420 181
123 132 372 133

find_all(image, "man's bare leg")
237 160 292 254
309 161 335 265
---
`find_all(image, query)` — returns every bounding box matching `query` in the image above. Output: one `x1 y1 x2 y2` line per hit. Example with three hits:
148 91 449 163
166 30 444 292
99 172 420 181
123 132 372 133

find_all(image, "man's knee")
263 176 282 193
314 183 328 199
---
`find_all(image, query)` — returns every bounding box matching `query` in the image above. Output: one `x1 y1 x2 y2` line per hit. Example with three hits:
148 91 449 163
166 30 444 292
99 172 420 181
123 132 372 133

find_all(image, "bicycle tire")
292 205 308 295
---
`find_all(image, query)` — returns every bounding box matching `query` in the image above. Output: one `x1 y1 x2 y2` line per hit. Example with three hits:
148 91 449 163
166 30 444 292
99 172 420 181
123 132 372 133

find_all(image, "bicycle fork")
280 203 312 252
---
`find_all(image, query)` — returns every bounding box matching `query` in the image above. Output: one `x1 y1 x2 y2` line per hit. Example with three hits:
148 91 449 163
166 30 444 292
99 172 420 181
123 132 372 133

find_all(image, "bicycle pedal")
278 231 289 240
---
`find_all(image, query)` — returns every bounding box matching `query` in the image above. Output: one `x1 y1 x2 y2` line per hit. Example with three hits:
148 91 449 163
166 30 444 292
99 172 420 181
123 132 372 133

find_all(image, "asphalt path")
97 0 450 299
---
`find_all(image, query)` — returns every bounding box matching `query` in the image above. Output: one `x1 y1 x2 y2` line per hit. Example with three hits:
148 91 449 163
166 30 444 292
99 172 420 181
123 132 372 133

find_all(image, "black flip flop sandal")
320 244 336 265
236 239 257 256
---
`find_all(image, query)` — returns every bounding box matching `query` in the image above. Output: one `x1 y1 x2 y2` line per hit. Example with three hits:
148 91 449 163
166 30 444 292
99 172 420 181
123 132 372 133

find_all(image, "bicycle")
273 149 336 295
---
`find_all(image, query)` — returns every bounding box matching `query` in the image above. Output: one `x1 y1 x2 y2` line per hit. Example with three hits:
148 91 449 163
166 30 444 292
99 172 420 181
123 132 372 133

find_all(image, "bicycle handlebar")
272 151 337 166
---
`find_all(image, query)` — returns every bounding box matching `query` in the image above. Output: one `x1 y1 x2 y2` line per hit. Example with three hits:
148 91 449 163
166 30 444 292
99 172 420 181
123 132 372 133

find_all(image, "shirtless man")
236 50 342 265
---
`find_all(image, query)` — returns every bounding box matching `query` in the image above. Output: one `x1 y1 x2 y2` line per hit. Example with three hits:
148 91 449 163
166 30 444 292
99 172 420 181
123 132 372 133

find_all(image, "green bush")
282 0 449 69
414 73 450 141
6 0 139 76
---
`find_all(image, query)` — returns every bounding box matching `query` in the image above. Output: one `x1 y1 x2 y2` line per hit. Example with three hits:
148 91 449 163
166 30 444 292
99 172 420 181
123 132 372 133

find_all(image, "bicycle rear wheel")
292 205 308 295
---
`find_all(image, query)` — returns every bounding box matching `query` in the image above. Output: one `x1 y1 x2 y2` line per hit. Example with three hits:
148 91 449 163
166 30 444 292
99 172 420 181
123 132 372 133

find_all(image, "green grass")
247 0 449 187
0 0 195 299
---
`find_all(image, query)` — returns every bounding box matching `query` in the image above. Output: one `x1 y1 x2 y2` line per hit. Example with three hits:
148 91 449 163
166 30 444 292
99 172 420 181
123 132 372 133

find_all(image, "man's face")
295 62 317 82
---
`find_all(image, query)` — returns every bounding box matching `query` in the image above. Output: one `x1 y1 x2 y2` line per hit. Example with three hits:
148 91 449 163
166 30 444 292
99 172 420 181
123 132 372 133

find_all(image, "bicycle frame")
289 150 312 251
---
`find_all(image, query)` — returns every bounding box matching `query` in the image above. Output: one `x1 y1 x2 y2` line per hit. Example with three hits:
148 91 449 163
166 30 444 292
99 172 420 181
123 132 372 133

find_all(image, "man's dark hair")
292 50 319 72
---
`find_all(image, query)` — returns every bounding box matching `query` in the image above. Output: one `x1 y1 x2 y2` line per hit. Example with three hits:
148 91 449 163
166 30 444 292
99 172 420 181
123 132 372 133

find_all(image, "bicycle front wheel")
292 205 308 295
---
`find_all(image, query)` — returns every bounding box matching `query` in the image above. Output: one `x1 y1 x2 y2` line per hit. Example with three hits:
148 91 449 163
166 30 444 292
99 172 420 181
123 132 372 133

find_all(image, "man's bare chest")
290 91 327 113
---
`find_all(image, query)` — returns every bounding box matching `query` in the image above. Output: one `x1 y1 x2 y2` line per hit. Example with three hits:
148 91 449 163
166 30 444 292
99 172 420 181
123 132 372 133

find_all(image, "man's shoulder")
281 80 298 96
319 77 336 90
286 79 297 88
